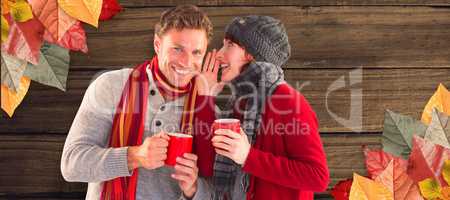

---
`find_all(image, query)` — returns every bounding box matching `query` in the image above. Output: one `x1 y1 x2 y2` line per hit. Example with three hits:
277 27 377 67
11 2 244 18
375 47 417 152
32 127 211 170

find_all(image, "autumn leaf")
58 0 102 27
374 157 424 199
43 21 88 53
408 136 450 186
364 147 395 179
349 173 393 200
10 0 33 22
419 178 444 200
1 53 27 92
425 108 450 148
443 160 450 186
99 0 122 21
1 14 44 65
23 42 69 91
422 84 450 125
1 0 10 15
382 109 428 159
331 178 353 200
442 187 450 200
1 15 9 42
28 0 76 42
1 76 30 117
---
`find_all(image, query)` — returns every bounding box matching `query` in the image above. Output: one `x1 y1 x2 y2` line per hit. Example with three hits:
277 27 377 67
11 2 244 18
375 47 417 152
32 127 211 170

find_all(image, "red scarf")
101 56 198 199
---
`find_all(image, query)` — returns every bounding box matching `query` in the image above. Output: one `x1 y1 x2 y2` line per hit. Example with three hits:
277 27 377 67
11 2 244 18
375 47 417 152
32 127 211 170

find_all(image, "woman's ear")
244 52 254 62
154 34 161 55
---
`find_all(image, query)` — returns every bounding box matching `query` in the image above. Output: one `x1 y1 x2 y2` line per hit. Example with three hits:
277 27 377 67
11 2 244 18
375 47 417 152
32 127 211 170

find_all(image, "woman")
193 15 329 200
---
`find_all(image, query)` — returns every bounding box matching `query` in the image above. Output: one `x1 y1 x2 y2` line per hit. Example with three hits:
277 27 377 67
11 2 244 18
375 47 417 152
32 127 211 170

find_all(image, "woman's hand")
196 49 224 96
211 128 251 165
171 153 199 198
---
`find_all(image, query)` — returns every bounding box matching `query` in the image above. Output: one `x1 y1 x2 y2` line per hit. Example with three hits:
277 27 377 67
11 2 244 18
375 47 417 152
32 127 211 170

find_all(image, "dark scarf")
213 61 285 200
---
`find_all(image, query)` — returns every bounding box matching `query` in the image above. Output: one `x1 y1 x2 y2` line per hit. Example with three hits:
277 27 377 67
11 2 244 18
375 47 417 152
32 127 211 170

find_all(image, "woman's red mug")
212 118 241 134
165 133 193 166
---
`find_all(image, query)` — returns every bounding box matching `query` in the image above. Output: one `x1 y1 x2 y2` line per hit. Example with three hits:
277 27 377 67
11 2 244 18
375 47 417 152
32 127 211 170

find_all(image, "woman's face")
216 39 253 83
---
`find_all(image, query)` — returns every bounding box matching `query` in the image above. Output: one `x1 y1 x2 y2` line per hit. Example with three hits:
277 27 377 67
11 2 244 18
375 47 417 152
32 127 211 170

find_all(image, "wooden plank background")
1 0 449 199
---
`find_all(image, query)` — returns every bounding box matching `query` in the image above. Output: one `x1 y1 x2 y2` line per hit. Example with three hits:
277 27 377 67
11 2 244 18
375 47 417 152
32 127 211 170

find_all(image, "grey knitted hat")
224 15 291 67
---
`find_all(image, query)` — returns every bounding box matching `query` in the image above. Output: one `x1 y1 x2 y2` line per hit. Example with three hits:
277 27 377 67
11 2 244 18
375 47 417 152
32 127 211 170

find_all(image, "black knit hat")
225 15 291 67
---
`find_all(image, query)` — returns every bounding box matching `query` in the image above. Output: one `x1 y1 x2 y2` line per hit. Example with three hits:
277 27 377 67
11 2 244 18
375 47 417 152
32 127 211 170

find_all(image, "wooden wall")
1 0 449 199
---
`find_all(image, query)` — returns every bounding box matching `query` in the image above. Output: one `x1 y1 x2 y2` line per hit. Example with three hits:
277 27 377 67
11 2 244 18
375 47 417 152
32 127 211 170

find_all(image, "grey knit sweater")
61 67 212 200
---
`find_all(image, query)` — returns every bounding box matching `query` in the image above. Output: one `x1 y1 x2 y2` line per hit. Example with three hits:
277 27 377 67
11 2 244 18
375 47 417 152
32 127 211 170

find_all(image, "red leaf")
364 146 395 179
408 135 450 186
331 178 353 200
1 13 44 65
99 0 122 21
375 158 424 199
44 21 88 53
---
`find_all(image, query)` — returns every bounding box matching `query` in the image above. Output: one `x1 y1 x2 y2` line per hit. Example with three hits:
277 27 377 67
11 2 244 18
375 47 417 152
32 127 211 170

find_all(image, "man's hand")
127 132 170 171
211 128 251 165
171 153 199 198
196 49 224 96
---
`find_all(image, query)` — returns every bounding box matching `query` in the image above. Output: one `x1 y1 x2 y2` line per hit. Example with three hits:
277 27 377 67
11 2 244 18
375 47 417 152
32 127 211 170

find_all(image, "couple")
61 5 329 200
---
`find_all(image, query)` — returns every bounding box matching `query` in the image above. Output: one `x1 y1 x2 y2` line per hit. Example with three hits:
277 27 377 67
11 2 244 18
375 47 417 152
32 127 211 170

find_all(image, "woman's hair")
224 33 244 48
154 5 213 41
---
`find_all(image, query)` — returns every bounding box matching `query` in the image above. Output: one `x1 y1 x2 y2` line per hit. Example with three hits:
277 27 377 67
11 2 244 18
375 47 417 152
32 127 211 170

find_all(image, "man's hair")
155 5 213 41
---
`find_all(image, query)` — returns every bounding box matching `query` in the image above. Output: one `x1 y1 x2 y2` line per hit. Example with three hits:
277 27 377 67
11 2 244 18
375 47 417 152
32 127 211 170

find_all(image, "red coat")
193 83 330 200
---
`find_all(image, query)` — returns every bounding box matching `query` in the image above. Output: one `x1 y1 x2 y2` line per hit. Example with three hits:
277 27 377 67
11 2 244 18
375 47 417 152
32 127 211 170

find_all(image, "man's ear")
154 34 161 55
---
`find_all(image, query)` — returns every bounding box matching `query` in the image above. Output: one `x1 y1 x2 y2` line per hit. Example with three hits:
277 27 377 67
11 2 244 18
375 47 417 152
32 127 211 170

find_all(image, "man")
61 5 213 200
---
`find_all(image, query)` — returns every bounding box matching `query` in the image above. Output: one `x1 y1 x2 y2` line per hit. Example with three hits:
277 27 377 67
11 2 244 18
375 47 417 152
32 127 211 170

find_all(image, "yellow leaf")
1 15 9 42
349 173 394 200
422 84 450 125
58 0 102 27
1 76 30 117
419 178 443 200
443 160 450 186
10 0 34 22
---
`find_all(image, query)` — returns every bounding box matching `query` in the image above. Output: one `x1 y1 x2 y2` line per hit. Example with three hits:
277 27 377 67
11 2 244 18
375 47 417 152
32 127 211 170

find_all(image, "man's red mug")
165 133 193 166
212 118 241 134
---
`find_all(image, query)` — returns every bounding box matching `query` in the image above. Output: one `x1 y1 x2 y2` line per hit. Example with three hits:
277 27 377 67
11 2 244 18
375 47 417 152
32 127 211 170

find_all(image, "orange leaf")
442 187 450 200
375 157 424 199
1 76 30 117
349 173 393 200
1 0 10 15
28 0 76 41
58 0 102 27
422 84 450 125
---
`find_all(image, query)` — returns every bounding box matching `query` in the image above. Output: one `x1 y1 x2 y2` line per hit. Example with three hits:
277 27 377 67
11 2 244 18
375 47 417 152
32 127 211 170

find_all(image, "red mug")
165 133 193 166
212 118 241 134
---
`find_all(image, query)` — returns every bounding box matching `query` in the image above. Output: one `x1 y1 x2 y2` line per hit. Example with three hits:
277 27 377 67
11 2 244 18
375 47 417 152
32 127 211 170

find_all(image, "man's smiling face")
154 28 208 88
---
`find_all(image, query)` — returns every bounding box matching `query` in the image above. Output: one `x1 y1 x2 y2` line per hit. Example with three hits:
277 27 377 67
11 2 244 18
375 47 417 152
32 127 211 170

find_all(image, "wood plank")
1 68 448 133
117 0 450 7
70 6 450 68
0 133 380 193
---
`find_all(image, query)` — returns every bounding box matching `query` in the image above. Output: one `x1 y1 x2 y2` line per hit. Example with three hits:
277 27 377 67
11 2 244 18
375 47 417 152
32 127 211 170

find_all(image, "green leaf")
23 42 70 91
424 108 450 148
1 53 27 92
10 0 33 22
418 178 443 200
381 109 427 159
1 15 9 42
